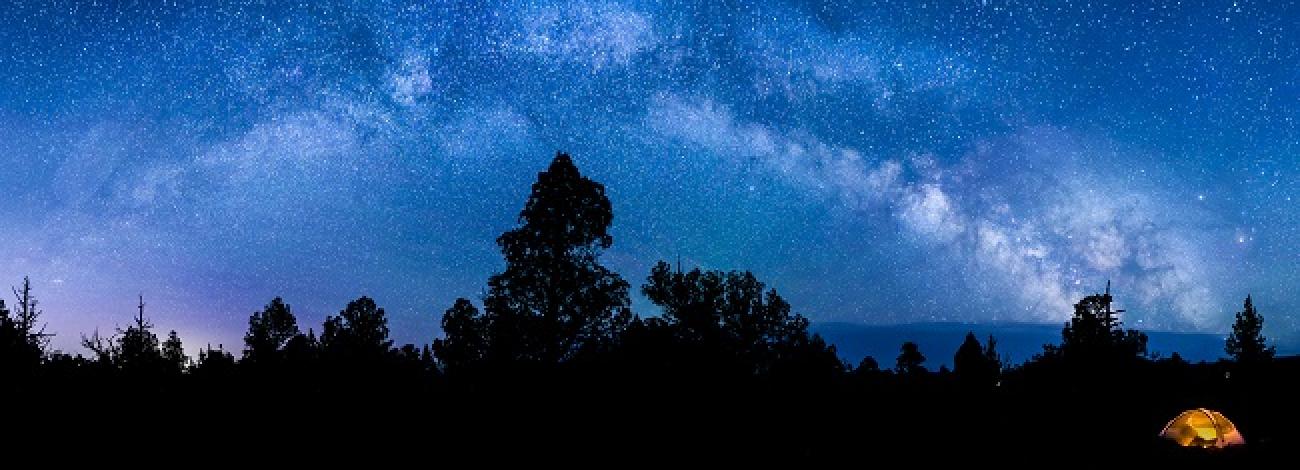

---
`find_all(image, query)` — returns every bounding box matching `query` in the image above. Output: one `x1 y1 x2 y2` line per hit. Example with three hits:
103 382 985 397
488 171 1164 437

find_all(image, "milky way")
0 0 1296 354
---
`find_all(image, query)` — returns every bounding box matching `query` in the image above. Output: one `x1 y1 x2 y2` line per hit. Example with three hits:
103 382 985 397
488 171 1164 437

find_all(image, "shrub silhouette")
631 260 843 379
895 341 927 375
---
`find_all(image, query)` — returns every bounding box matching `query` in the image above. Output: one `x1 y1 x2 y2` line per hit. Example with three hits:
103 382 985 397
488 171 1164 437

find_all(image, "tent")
1159 408 1245 448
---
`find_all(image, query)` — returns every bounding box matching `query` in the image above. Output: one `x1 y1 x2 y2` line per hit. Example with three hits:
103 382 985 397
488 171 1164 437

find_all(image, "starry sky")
0 0 1296 355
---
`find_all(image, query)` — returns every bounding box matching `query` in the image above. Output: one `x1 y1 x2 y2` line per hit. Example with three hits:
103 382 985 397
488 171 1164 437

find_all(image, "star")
0 0 1293 356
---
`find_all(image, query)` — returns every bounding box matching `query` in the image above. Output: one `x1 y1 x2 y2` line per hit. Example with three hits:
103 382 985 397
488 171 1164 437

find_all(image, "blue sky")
0 0 1295 354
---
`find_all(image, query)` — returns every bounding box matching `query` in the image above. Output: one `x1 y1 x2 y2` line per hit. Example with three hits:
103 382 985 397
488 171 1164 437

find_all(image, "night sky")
1 0 1296 355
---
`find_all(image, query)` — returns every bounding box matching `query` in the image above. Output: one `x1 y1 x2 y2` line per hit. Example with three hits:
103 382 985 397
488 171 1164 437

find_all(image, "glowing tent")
1159 408 1245 448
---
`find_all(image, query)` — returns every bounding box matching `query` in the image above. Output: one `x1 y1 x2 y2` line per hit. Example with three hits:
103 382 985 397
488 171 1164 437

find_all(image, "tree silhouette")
80 328 118 365
1042 282 1147 364
638 260 842 378
853 356 882 381
1 277 50 379
162 330 187 374
5 146 1282 461
243 297 303 366
1225 294 1274 364
116 295 165 375
391 343 435 379
0 299 41 379
954 332 1001 387
982 334 1004 378
895 341 926 375
321 296 394 364
856 356 880 373
954 333 982 370
437 153 632 368
954 332 986 381
74 296 185 381
282 328 320 367
10 277 50 353
432 298 486 374
191 344 237 381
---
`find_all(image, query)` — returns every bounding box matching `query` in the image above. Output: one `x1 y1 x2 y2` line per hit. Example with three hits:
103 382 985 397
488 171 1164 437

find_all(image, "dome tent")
1159 408 1245 448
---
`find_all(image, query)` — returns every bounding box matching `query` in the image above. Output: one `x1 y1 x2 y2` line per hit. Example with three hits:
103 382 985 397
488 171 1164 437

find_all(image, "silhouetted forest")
2 153 1296 464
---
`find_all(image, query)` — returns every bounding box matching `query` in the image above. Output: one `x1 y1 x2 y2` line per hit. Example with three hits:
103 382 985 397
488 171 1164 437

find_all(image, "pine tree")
1 277 49 377
1225 295 1274 364
117 295 163 375
11 276 51 354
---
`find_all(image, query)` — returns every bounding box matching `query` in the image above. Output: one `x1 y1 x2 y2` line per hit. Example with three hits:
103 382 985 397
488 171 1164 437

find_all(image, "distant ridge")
813 321 1232 368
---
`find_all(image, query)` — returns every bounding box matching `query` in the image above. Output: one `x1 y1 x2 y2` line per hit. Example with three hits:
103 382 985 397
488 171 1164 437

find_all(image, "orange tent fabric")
1159 408 1245 448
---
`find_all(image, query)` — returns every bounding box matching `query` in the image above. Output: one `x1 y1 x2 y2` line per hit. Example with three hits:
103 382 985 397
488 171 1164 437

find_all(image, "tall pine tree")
1225 295 1274 364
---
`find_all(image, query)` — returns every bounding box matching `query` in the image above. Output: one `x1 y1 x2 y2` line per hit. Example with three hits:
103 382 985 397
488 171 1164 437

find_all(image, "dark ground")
14 358 1299 466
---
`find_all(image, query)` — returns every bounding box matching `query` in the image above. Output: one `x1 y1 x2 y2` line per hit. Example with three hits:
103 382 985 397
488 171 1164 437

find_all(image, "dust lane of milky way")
0 0 1295 354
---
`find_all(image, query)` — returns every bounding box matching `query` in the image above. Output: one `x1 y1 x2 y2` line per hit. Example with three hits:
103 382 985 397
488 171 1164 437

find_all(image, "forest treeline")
0 154 1293 461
